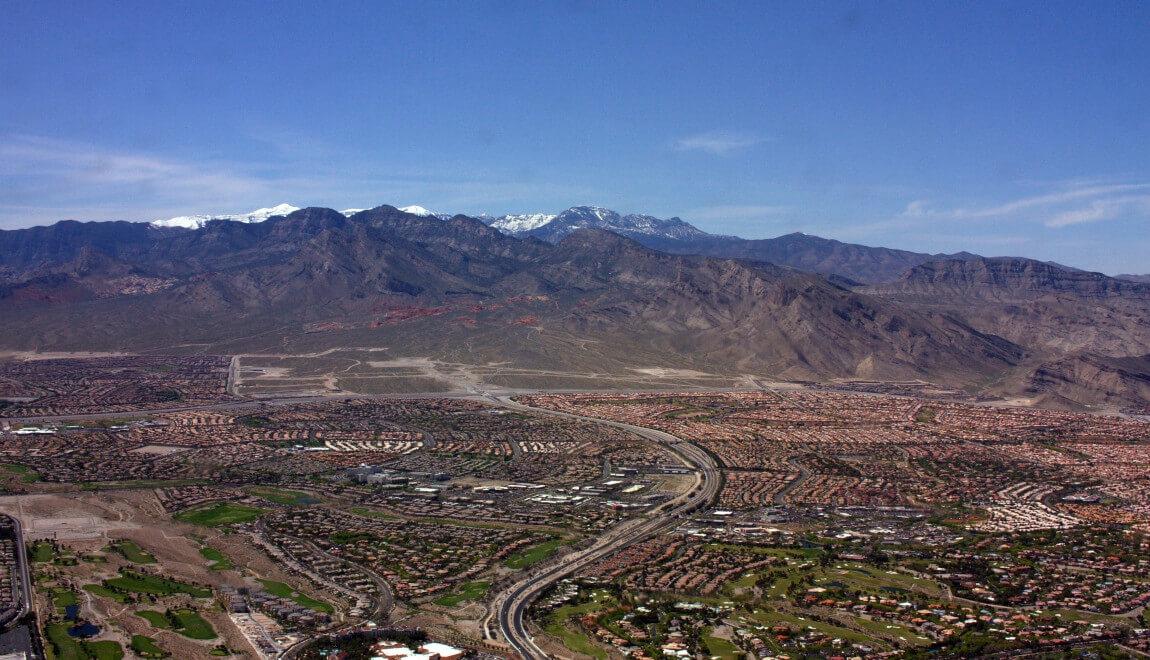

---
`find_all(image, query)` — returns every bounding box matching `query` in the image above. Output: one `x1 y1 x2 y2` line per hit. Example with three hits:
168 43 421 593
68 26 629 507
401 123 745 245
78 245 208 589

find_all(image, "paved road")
485 396 721 660
2 514 32 626
773 456 811 505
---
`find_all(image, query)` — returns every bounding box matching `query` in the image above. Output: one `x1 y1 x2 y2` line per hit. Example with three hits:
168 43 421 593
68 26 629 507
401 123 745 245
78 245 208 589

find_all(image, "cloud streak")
901 181 1150 228
0 134 593 228
673 131 764 155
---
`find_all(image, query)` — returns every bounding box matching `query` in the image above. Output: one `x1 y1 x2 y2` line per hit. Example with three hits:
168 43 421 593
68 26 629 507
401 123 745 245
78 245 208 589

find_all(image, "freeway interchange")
484 396 721 659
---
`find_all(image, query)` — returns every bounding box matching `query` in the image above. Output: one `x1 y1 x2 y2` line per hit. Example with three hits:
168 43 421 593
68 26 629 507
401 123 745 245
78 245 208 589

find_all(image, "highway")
485 396 721 659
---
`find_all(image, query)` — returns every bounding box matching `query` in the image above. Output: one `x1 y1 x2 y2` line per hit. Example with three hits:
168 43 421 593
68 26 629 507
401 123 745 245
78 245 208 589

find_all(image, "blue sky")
1 1 1147 273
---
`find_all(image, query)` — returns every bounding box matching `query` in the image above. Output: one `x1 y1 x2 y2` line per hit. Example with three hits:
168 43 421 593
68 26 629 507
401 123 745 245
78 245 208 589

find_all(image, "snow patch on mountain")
487 213 557 234
398 205 435 217
152 203 300 229
528 206 708 241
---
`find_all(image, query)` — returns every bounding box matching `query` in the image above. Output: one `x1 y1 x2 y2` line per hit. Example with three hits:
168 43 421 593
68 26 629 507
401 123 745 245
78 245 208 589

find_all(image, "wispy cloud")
1045 195 1150 227
0 134 279 226
0 134 592 228
900 181 1150 228
673 131 764 155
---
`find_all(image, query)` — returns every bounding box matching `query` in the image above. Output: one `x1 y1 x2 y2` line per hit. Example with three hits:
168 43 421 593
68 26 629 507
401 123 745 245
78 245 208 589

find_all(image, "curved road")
485 396 721 659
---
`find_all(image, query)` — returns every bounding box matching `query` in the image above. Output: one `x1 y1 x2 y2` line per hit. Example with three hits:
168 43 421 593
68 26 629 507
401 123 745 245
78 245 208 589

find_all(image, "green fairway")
82 583 131 603
744 607 889 649
137 610 172 629
174 502 264 526
348 506 397 520
433 580 490 607
545 596 615 659
259 579 333 613
137 608 216 639
199 546 233 571
505 538 564 569
849 613 933 646
245 486 318 505
45 623 124 660
702 630 742 658
130 634 168 658
51 588 77 612
45 622 84 660
111 540 157 564
169 609 217 639
85 641 125 660
105 570 212 597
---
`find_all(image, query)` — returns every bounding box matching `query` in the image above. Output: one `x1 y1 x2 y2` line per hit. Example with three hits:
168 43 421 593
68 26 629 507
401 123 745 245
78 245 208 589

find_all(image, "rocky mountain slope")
0 206 1022 386
129 203 984 284
861 257 1150 356
1 206 1146 411
485 206 976 283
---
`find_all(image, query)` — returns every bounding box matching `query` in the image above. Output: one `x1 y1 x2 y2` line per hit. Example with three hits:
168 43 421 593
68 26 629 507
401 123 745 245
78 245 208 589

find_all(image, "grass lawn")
85 641 125 660
850 614 933 646
137 610 171 629
82 584 131 603
199 546 233 571
44 623 124 660
827 563 945 597
137 609 216 639
702 629 742 658
105 570 212 597
505 538 564 569
746 608 888 649
348 506 397 520
545 618 607 660
1 462 40 482
329 531 375 545
51 588 78 612
111 540 157 564
433 581 489 607
259 579 333 613
245 486 318 506
130 634 168 658
45 622 84 660
543 591 616 660
174 502 264 526
169 609 217 639
30 540 55 562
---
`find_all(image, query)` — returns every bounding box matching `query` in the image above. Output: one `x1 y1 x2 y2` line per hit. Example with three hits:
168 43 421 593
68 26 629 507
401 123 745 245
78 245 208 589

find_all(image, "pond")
67 622 100 638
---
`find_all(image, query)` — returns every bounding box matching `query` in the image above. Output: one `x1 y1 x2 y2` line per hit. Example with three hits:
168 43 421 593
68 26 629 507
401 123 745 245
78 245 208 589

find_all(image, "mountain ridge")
2 204 1147 411
0 206 1024 388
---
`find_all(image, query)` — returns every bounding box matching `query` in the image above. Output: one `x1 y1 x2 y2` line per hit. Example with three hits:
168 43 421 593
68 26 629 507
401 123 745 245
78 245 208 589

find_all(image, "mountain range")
1 204 1147 412
147 203 980 283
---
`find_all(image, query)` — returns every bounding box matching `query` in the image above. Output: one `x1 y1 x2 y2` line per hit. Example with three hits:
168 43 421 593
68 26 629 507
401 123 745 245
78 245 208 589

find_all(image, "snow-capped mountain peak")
482 205 706 241
486 213 557 234
151 203 300 229
398 205 435 217
523 206 707 242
